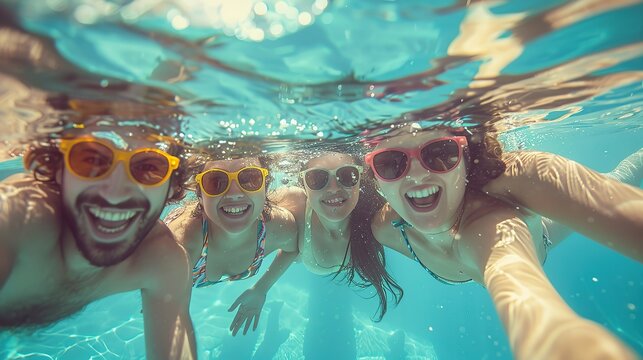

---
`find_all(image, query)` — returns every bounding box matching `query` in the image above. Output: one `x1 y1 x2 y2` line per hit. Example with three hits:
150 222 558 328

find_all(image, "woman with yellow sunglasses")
165 153 298 336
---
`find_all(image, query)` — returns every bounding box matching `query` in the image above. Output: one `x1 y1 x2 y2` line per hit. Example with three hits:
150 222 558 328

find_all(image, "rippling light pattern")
37 0 329 41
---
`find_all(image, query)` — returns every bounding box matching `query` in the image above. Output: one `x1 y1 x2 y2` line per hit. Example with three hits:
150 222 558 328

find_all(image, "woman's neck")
420 199 466 245
314 211 350 241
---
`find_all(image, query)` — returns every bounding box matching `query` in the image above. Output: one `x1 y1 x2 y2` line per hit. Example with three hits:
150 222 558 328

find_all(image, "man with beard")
0 121 196 360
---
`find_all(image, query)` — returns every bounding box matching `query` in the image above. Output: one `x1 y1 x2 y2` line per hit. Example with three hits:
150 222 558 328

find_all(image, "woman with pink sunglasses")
366 124 641 360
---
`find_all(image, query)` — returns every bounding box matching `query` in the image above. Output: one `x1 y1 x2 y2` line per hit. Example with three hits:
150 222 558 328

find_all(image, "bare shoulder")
460 193 514 229
370 203 400 247
164 202 202 261
457 192 537 266
266 205 298 251
165 203 199 243
0 176 61 248
270 186 307 217
131 221 191 291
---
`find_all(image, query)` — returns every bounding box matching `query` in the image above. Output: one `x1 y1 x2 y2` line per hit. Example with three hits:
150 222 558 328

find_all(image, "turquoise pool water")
1 0 642 359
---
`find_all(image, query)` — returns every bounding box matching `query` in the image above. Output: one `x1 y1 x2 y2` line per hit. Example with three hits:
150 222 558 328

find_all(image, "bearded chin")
62 202 162 267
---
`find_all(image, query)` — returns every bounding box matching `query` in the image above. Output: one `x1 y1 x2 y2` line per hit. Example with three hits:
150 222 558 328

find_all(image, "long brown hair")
301 149 403 321
336 168 403 321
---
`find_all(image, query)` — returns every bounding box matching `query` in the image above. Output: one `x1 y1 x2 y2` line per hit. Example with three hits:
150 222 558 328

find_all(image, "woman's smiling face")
303 153 361 223
199 157 266 234
373 129 468 233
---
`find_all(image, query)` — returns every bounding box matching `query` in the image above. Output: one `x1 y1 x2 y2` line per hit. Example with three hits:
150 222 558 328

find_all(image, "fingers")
230 312 261 336
228 297 242 312
243 315 253 335
253 312 261 331
230 310 245 335
230 302 264 336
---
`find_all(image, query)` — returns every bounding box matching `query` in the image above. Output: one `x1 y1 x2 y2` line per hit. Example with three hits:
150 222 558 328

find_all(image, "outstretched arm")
228 249 298 336
141 231 196 360
461 208 636 360
0 177 58 290
229 207 299 336
482 151 643 261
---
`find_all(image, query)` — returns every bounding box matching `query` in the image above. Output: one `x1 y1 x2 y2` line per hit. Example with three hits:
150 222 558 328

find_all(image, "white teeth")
222 205 249 214
97 223 128 233
88 207 137 222
406 186 439 199
322 197 345 204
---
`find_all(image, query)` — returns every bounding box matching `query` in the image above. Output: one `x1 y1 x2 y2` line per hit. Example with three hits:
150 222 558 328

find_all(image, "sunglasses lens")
130 151 171 185
373 150 408 180
336 166 360 187
304 169 329 190
68 141 114 178
421 139 460 172
238 168 265 192
202 170 229 196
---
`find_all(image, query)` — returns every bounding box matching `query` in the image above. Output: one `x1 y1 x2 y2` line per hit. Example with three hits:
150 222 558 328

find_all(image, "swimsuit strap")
234 215 267 279
193 217 267 288
191 219 210 287
392 219 471 285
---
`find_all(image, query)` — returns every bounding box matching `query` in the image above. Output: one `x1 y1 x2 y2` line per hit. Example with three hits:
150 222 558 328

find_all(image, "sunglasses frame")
195 166 269 197
365 136 468 182
59 137 180 187
299 165 363 191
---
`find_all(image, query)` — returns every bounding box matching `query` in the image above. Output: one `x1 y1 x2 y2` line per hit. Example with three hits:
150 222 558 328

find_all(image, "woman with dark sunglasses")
273 151 403 321
367 124 640 360
165 153 298 336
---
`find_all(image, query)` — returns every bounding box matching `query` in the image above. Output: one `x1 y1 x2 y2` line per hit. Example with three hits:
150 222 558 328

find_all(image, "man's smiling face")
59 126 174 267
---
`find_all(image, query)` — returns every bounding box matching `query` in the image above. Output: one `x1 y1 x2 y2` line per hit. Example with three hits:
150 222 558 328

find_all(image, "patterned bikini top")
392 219 472 285
192 217 267 288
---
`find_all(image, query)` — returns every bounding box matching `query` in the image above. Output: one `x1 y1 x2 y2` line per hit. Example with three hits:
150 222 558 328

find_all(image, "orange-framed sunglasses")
195 166 269 197
59 137 180 187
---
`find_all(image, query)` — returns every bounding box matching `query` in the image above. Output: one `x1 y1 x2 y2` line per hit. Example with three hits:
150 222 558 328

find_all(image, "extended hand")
228 287 267 336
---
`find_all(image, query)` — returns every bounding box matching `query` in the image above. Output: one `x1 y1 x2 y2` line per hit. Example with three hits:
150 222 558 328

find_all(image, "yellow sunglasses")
195 166 269 197
59 137 180 186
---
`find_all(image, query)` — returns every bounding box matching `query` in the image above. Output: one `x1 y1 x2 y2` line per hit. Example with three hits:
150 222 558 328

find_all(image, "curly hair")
188 152 275 221
449 125 506 188
300 149 403 321
20 93 192 200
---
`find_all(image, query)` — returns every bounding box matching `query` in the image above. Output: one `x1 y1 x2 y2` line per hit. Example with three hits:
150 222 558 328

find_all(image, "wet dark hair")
302 150 403 321
449 125 506 188
23 123 191 203
189 152 275 221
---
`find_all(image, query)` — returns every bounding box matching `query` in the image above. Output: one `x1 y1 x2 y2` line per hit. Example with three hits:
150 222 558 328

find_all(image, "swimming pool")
1 0 641 359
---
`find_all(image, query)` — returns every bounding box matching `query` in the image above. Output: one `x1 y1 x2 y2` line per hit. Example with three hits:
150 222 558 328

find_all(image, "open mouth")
321 196 347 207
219 204 252 218
84 205 142 242
405 185 441 212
